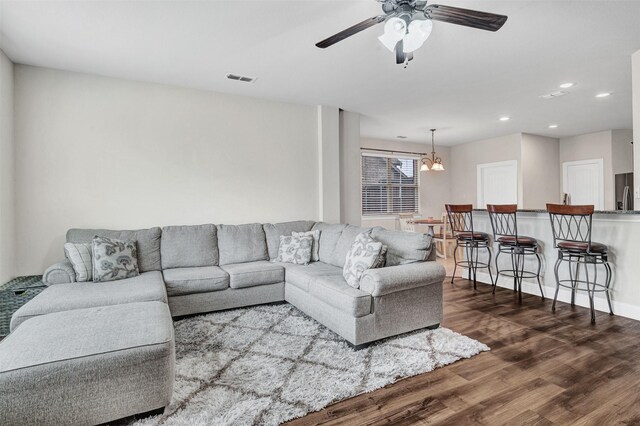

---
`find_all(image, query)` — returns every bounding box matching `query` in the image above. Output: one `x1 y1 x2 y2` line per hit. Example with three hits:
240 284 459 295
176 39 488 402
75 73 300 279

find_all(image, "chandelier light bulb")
378 17 407 52
403 19 433 53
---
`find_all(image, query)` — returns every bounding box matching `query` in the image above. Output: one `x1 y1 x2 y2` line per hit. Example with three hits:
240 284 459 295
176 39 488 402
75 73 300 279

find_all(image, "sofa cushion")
163 266 229 297
311 223 346 264
371 228 432 266
67 227 162 273
330 225 373 268
281 261 343 293
92 236 140 283
10 271 167 331
221 261 285 289
263 221 315 260
309 275 372 318
217 223 268 265
161 224 218 269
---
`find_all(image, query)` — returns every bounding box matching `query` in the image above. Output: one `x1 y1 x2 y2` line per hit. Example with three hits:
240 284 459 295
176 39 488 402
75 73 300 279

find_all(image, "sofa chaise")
0 220 445 425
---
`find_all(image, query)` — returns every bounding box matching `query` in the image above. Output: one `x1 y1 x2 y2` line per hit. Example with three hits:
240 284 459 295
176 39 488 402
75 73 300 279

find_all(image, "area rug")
131 304 489 426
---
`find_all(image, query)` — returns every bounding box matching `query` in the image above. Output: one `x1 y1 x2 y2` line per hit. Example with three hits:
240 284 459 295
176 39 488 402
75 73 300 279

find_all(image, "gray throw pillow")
372 244 388 269
64 242 93 282
291 230 321 262
343 232 383 289
92 236 140 282
275 235 313 265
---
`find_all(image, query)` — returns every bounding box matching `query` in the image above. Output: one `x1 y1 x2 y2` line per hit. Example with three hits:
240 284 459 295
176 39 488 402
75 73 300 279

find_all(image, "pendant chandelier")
420 129 445 171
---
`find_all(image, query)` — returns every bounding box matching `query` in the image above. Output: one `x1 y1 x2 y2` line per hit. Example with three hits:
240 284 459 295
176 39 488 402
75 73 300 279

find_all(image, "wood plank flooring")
287 277 640 425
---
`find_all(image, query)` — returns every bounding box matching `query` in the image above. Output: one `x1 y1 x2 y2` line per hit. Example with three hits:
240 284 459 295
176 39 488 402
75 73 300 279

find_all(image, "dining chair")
433 212 456 259
398 213 416 232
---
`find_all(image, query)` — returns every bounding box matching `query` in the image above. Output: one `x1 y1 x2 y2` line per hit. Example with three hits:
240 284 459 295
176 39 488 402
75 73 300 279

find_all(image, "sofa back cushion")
217 223 268 265
263 220 315 260
330 225 374 268
66 227 162 273
371 228 432 266
161 224 218 269
311 222 346 264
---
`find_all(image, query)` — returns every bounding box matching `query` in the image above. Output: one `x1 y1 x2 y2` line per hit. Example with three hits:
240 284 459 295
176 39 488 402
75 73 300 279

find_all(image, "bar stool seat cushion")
557 241 607 253
456 232 489 241
497 236 537 247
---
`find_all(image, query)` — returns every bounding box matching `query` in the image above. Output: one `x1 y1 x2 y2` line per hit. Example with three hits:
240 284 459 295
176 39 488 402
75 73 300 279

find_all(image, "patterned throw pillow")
291 230 321 262
92 236 140 283
275 235 314 265
372 244 388 269
64 242 93 282
343 233 383 289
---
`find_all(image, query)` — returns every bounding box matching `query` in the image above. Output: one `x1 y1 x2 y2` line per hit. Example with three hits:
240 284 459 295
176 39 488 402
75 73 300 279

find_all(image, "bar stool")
446 204 493 289
547 204 613 324
487 204 544 303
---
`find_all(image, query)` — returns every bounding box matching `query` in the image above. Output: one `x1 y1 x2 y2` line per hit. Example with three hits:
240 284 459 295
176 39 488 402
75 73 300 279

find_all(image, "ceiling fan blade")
426 4 508 32
316 15 387 48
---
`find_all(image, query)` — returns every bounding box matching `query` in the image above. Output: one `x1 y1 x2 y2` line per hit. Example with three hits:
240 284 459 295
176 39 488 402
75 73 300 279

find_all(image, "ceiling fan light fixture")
378 17 407 52
403 19 433 53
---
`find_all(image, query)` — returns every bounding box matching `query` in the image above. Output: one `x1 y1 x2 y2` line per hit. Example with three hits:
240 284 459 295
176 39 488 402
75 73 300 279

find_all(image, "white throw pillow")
291 230 321 262
64 242 93 282
343 232 383 289
275 235 314 265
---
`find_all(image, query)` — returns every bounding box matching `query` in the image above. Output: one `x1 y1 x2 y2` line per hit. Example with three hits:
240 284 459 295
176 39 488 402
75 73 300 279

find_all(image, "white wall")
15 66 320 274
634 50 640 197
611 129 634 175
360 137 451 230
339 110 361 226
0 49 15 283
317 105 340 223
521 134 561 208
559 130 614 210
449 133 523 207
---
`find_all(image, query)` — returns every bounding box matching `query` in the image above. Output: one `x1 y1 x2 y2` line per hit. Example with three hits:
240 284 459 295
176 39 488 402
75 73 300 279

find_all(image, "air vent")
226 73 257 83
540 91 568 100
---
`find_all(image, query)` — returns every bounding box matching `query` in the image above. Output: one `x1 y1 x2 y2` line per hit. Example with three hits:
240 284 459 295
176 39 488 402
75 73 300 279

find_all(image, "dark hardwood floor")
287 277 640 425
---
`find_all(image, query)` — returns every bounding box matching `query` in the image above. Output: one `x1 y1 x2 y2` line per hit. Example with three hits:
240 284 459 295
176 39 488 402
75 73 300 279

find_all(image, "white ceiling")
1 0 639 146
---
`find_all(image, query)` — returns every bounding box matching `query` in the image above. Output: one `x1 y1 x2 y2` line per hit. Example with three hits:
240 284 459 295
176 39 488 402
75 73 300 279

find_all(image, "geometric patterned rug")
127 304 489 426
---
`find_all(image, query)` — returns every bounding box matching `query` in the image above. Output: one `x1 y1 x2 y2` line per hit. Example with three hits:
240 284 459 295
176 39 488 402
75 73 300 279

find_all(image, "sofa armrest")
360 261 445 297
43 260 77 285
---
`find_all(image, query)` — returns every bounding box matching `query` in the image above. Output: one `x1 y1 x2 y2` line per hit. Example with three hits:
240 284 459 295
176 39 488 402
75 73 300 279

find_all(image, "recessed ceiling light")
595 92 612 98
396 135 407 139
499 116 510 122
559 82 575 89
548 124 559 129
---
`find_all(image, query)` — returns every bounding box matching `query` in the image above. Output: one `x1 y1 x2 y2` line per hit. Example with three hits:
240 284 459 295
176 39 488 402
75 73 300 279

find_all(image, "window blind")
361 154 420 215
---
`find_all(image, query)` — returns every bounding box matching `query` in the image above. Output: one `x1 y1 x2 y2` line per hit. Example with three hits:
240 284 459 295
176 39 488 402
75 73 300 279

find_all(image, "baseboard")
464 270 640 322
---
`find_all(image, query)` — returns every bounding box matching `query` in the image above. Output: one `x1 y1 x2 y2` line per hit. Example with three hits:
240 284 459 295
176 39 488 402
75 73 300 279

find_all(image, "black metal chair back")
487 204 519 240
445 204 474 235
546 204 594 250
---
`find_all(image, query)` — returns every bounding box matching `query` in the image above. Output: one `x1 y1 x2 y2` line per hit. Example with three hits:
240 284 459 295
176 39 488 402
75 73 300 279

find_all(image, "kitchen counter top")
473 208 640 215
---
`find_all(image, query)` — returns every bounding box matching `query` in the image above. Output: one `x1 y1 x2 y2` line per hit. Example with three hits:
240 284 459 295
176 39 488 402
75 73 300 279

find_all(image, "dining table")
411 218 445 237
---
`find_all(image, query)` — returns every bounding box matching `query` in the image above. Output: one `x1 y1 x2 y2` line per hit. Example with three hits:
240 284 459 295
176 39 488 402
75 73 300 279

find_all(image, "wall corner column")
317 105 341 223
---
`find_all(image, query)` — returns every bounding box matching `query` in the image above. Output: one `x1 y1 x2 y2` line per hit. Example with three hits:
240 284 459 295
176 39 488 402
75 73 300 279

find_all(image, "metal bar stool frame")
446 204 493 289
547 204 613 324
487 204 544 303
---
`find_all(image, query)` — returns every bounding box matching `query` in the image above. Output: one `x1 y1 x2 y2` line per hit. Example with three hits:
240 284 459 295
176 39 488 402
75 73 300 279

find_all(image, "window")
361 154 420 216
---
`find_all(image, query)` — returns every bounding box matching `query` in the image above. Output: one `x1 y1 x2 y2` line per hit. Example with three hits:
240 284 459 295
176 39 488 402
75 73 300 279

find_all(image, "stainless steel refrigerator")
615 172 634 210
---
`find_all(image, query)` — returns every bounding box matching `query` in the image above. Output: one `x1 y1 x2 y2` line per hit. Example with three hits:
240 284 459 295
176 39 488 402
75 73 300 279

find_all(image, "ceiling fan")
316 0 508 65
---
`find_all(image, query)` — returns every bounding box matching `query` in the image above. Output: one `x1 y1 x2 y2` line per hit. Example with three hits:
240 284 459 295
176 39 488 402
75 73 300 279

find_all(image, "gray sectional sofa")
0 220 445 425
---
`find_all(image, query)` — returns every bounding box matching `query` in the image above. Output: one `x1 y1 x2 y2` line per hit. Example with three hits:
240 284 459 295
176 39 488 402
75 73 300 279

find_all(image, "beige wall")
634 50 640 198
449 133 523 207
317 105 340 223
15 65 320 274
521 134 561 208
0 50 15 283
360 137 451 230
559 130 614 210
